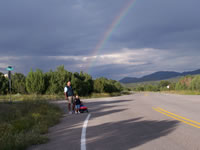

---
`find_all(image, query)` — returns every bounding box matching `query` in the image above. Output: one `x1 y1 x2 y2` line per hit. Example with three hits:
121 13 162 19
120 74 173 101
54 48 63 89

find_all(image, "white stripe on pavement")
81 114 91 150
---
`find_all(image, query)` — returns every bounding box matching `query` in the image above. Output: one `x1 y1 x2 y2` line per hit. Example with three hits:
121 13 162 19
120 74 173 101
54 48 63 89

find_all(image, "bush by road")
0 100 62 150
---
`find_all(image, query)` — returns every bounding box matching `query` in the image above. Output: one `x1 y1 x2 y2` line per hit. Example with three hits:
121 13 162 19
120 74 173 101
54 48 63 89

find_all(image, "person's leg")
72 98 75 113
68 103 71 112
73 104 75 113
77 105 80 113
75 105 76 112
68 97 72 113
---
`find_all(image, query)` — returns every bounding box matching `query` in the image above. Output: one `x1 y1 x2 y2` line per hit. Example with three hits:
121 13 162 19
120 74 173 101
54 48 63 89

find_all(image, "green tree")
46 65 72 94
169 83 176 90
136 86 144 91
114 81 124 92
71 72 93 96
12 73 26 94
0 72 8 94
80 72 94 94
26 69 45 94
175 76 193 90
94 77 123 93
190 75 200 91
158 81 171 90
144 84 158 91
94 78 106 93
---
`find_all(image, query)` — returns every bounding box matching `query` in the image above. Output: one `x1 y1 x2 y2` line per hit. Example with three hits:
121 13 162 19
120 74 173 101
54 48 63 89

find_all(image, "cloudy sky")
0 0 200 80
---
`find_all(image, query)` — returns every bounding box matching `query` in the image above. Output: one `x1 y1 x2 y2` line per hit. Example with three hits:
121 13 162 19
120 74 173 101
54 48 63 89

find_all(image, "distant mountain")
119 77 139 83
119 69 200 84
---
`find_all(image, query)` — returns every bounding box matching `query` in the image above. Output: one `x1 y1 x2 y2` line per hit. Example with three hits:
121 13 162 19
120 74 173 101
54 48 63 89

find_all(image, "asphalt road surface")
29 93 200 150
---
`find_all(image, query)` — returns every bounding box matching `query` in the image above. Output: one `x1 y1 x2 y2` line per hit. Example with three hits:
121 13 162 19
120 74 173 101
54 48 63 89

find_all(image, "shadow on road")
85 99 179 150
29 99 131 150
86 118 179 150
29 98 179 150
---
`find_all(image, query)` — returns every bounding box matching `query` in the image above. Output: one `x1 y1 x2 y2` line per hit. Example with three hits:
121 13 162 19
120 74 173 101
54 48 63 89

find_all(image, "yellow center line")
152 107 200 129
157 107 200 125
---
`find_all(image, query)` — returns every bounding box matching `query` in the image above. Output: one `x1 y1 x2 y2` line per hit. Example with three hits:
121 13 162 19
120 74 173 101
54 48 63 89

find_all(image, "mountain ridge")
119 69 200 84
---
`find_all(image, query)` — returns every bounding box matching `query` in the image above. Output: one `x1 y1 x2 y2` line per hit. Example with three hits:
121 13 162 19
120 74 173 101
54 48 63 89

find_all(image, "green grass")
123 81 160 88
88 91 131 98
0 100 62 150
83 92 128 99
0 91 129 150
0 92 129 102
162 90 200 95
0 94 65 102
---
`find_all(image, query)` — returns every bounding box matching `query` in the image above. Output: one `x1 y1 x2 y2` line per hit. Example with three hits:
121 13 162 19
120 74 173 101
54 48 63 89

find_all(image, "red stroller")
79 102 89 113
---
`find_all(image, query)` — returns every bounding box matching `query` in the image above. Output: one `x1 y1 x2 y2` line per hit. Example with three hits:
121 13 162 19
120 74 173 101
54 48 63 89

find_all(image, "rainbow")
87 0 137 73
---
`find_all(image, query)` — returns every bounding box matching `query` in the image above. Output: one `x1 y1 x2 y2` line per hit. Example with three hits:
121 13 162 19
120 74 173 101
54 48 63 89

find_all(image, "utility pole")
6 66 13 102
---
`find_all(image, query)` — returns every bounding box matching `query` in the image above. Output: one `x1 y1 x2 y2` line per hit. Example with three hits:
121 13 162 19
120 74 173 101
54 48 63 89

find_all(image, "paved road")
29 93 200 150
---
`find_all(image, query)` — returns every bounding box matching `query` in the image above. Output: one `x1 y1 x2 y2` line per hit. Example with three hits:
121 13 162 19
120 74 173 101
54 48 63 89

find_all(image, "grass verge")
0 94 65 102
161 90 200 95
83 91 131 99
0 91 131 102
84 92 121 99
0 100 62 150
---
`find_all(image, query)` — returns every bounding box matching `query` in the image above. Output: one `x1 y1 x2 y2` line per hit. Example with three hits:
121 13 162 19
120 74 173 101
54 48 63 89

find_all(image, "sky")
0 0 200 80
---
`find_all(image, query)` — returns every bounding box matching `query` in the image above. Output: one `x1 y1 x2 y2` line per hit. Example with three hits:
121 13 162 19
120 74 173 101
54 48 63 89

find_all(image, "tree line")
133 75 200 92
133 80 174 92
175 75 200 91
0 65 124 96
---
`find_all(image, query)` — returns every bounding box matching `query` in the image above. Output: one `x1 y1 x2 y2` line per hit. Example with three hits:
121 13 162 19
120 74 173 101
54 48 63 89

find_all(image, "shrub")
190 75 200 91
12 73 26 94
0 72 8 94
0 101 62 150
175 76 193 90
26 69 45 94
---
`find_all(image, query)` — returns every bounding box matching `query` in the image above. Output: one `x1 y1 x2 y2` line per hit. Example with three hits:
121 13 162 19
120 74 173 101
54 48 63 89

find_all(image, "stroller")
79 101 89 113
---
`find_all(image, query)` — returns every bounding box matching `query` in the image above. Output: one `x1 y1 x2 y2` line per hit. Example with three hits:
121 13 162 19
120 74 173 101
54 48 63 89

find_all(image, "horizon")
2 67 200 82
121 68 200 79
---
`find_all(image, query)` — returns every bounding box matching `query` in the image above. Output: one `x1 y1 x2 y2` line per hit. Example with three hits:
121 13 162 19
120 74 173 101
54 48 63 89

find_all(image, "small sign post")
6 66 13 102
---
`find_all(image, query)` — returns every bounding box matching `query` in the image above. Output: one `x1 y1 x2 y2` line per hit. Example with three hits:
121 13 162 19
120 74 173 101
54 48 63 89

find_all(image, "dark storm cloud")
0 0 200 79
0 0 125 56
105 0 200 52
0 0 98 56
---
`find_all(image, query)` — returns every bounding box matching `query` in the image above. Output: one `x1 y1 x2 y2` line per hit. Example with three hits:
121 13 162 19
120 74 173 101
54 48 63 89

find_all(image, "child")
75 95 81 114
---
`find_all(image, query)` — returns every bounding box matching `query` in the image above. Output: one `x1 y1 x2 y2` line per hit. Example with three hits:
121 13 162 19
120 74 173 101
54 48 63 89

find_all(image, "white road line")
81 114 91 150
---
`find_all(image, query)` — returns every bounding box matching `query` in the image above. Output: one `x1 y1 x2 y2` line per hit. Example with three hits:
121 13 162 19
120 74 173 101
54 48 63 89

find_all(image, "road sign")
6 66 13 71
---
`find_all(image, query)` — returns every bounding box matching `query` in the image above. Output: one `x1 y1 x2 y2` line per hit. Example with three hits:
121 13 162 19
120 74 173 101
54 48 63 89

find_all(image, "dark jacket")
75 98 81 105
66 86 74 96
